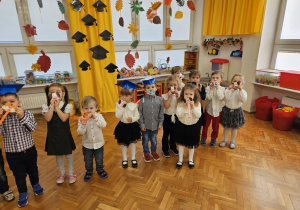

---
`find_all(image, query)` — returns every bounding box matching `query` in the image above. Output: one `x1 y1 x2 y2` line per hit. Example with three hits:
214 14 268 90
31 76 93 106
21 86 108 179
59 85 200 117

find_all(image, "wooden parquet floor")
0 112 300 210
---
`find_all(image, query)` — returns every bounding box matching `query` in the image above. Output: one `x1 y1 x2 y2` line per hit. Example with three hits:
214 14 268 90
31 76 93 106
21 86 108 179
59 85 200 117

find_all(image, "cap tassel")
85 38 88 42
96 22 98 26
89 67 91 70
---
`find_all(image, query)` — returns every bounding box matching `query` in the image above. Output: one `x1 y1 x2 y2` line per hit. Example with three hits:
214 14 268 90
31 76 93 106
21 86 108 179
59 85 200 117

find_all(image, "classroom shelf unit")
184 51 199 71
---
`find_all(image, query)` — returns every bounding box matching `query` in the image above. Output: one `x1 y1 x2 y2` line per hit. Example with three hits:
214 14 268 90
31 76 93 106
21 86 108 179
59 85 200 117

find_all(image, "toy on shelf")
255 69 282 86
47 76 55 84
129 68 136 77
118 67 127 78
147 62 156 75
143 66 148 76
135 66 143 76
36 76 46 84
230 50 243 57
63 71 71 82
153 67 160 75
24 70 35 85
210 58 229 81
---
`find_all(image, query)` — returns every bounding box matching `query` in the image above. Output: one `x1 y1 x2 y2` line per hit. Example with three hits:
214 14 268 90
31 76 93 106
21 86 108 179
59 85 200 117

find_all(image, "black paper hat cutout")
72 31 88 43
105 63 118 73
81 14 97 26
93 0 107 12
70 0 84 12
89 45 109 60
99 30 114 41
79 60 91 71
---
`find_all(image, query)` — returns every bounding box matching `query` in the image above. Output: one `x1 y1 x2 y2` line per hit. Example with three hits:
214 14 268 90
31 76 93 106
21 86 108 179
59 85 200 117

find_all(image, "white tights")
178 145 195 162
223 128 238 143
121 143 136 161
56 154 74 175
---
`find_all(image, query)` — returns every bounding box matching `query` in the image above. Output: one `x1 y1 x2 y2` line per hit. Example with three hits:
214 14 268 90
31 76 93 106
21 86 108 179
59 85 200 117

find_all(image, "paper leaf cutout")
119 17 124 26
131 40 139 49
165 28 172 37
169 7 172 16
58 20 69 30
135 51 139 59
164 0 172 6
37 50 51 73
37 0 43 8
175 11 183 19
128 23 139 36
27 45 38 55
57 1 65 14
151 1 162 10
166 57 170 63
23 24 37 37
187 0 195 11
125 50 135 69
166 43 172 50
176 0 184 6
115 0 123 11
130 0 145 15
146 7 157 23
153 16 161 24
31 63 41 72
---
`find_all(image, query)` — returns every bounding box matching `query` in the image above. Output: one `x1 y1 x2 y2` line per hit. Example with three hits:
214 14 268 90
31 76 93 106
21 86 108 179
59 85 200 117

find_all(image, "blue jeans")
142 129 158 154
82 146 104 173
0 149 9 194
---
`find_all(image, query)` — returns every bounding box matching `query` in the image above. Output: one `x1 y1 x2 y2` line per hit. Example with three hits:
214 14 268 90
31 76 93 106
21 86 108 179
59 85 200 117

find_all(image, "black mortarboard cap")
81 14 97 26
93 0 107 12
99 30 114 41
72 31 88 43
105 63 118 73
79 60 91 71
69 0 84 12
89 45 109 60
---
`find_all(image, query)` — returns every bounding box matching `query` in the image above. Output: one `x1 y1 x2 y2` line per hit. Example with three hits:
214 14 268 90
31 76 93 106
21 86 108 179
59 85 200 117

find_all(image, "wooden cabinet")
184 51 198 71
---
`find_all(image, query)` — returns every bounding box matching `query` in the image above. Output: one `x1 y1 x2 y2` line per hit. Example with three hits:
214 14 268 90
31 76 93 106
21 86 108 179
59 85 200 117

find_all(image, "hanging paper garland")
27 45 38 55
175 11 183 19
151 1 162 10
146 1 162 24
166 43 172 50
115 0 124 27
125 50 135 68
165 28 172 37
23 24 37 37
146 8 157 23
31 63 41 72
128 23 139 36
135 51 139 59
37 50 51 73
166 57 170 63
187 0 195 11
130 0 145 15
131 40 139 49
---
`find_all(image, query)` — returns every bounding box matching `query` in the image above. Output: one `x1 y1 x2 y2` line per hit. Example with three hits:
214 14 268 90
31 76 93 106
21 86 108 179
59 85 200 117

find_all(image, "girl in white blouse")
219 74 247 149
175 83 202 169
114 80 141 168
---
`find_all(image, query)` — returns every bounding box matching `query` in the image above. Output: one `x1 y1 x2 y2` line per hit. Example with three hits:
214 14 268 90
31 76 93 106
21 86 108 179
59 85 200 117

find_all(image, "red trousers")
201 111 221 140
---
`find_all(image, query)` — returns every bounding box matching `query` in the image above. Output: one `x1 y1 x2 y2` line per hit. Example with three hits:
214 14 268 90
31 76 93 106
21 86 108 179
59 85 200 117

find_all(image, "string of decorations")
202 37 243 51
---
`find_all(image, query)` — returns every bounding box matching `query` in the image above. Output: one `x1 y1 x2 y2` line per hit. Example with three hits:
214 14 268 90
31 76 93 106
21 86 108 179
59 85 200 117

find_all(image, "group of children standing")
0 67 247 208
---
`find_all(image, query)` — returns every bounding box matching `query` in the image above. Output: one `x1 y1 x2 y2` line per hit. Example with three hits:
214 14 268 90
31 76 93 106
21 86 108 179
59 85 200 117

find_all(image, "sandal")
98 169 108 179
200 139 206 146
176 161 183 169
2 190 15 202
229 142 237 149
219 140 228 148
188 161 195 169
122 160 128 168
131 159 138 168
84 171 92 181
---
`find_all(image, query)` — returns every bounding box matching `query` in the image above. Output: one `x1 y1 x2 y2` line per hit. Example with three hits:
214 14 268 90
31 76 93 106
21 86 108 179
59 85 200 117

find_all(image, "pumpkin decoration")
175 11 183 19
27 45 38 55
125 50 135 69
31 63 41 72
166 43 172 50
165 28 172 37
37 50 51 73
23 24 37 37
164 0 172 5
58 20 69 30
187 0 196 11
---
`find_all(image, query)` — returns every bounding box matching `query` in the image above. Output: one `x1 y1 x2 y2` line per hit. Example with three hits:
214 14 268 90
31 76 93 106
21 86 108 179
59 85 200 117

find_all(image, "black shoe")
188 161 194 169
176 161 183 169
163 151 170 158
122 160 128 168
131 159 138 168
170 148 179 155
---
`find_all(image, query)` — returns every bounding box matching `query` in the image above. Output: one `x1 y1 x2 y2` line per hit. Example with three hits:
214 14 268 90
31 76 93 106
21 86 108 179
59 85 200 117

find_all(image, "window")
115 51 149 69
275 51 300 71
0 55 5 76
155 49 185 67
280 0 300 39
170 2 191 41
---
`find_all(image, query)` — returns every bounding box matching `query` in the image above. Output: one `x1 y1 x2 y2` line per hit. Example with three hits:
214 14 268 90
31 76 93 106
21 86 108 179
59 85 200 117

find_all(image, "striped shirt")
0 110 37 153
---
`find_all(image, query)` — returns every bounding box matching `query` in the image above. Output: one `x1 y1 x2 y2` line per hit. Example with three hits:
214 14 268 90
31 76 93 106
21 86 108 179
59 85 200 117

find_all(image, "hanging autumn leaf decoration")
23 24 37 37
31 63 41 72
119 17 124 27
166 43 172 50
164 0 172 6
130 0 145 15
146 8 157 23
175 11 183 19
151 1 162 10
153 16 161 24
57 1 65 14
27 45 38 55
166 57 170 63
115 0 123 11
135 51 139 59
169 7 172 16
187 0 195 11
176 0 184 6
125 50 135 69
128 23 139 36
147 1 162 24
37 50 51 73
165 28 172 37
131 40 140 49
58 20 69 30
37 0 43 8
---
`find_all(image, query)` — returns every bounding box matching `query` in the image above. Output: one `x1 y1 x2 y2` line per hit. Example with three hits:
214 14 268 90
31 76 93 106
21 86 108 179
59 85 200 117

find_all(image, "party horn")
188 101 191 118
0 109 11 125
213 82 216 87
135 99 141 104
117 100 125 108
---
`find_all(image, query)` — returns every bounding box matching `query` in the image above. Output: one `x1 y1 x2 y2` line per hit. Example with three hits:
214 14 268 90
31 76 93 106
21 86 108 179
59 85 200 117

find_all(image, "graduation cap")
81 14 97 26
116 80 142 91
93 0 107 12
69 0 84 11
89 45 109 60
72 31 88 43
79 60 91 71
0 84 25 95
140 76 156 85
105 63 118 73
99 30 114 41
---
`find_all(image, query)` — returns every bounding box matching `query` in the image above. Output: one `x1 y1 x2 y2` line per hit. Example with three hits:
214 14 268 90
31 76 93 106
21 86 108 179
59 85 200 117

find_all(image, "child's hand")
183 102 187 108
127 117 132 123
16 107 24 119
141 127 146 131
174 89 179 98
0 108 3 117
168 90 172 97
228 84 233 90
80 119 87 125
197 84 202 92
50 99 55 108
158 125 163 130
190 101 195 109
216 82 220 89
54 100 60 109
209 82 214 90
238 83 243 90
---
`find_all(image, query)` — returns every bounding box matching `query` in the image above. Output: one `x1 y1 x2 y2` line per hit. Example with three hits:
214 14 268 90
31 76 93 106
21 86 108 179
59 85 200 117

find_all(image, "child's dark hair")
81 96 98 108
45 83 69 106
189 70 201 78
211 70 223 79
0 93 19 100
120 88 134 96
171 66 182 75
178 83 200 106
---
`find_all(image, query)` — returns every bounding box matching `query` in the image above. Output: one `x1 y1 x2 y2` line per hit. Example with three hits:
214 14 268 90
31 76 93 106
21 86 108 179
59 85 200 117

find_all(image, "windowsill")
117 72 190 83
22 79 78 88
253 82 300 93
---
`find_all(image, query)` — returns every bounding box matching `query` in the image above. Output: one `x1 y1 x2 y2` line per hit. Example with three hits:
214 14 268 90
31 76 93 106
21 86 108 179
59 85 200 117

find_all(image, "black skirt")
220 106 246 129
174 120 201 148
114 121 141 147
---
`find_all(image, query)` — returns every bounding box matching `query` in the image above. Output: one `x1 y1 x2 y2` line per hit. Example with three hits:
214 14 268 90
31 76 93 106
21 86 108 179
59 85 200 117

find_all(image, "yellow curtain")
67 0 118 112
202 0 267 36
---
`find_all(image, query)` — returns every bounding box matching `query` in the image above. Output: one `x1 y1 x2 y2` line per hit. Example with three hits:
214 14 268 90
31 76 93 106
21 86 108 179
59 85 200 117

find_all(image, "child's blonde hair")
178 83 200 106
166 75 181 91
171 66 182 75
120 88 134 96
231 73 244 84
211 70 223 79
189 70 201 78
81 96 98 108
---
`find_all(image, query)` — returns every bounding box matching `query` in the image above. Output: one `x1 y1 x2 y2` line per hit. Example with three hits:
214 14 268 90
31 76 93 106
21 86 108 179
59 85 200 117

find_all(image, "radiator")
19 93 47 110
282 96 300 118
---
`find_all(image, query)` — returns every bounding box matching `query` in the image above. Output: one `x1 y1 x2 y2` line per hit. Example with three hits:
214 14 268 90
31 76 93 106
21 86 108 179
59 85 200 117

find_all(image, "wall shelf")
184 51 198 71
253 82 300 94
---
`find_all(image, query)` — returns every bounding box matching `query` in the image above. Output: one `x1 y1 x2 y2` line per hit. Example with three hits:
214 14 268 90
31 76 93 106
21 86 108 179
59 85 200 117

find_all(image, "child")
42 83 76 184
114 80 141 168
0 84 43 207
201 70 225 147
171 66 185 89
219 73 247 149
77 96 108 181
139 77 164 162
161 75 180 157
175 83 202 169
0 151 15 202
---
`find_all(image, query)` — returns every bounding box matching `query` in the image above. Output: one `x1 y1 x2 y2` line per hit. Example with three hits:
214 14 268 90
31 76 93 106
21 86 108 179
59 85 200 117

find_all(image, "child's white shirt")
162 92 179 123
224 89 247 109
42 101 73 114
205 86 225 117
181 82 185 88
176 101 201 125
77 112 106 149
115 102 140 123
